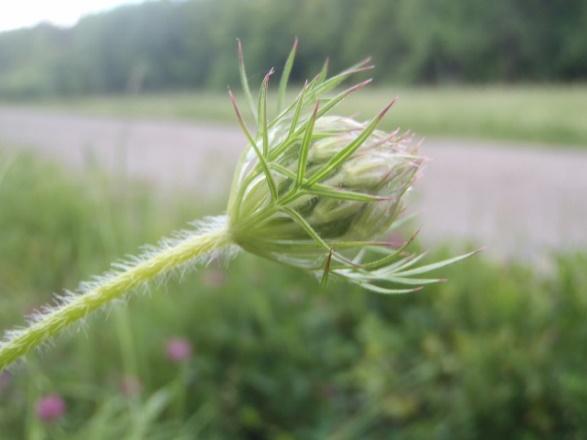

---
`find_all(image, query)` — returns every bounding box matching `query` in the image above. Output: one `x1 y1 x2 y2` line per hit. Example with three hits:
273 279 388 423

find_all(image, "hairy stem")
0 222 231 371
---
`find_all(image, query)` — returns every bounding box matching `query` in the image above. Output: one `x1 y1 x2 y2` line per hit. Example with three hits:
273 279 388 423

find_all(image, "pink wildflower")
165 337 193 363
36 394 66 423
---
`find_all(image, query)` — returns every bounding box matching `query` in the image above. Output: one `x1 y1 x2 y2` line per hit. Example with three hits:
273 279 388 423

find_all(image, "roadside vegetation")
1 152 586 438
31 84 587 147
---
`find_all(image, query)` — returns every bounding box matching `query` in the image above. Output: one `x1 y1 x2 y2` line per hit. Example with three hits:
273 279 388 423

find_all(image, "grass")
26 84 587 147
1 151 587 438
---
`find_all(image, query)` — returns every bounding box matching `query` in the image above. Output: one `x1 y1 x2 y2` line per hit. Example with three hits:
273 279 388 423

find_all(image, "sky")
0 0 143 32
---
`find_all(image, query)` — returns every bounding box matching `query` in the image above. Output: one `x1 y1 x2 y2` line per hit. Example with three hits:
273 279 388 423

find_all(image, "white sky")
0 0 143 32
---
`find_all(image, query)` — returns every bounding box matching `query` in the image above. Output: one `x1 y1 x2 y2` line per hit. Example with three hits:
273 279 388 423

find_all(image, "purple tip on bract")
166 338 193 363
36 394 66 423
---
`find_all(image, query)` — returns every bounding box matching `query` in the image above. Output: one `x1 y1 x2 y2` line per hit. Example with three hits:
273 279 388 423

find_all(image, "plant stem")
0 223 231 371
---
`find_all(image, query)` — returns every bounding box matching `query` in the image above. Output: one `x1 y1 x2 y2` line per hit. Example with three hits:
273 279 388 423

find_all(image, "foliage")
35 85 587 147
1 153 587 438
0 0 586 98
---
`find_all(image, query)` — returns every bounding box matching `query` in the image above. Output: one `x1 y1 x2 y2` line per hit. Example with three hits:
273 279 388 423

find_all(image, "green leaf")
320 249 333 287
359 232 419 271
287 81 308 139
317 57 329 83
277 38 298 113
282 206 330 250
269 58 371 133
269 162 384 203
257 69 274 156
258 239 390 250
355 282 421 295
314 78 372 120
312 57 373 98
282 207 356 267
229 89 278 200
236 39 257 120
304 186 384 203
375 252 428 276
307 99 396 185
393 250 480 277
296 102 319 187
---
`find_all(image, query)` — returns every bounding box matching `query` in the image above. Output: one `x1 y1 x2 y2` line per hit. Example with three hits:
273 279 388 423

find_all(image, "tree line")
0 0 585 98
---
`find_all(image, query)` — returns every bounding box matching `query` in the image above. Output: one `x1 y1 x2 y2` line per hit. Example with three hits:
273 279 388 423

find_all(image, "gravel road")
1 106 586 261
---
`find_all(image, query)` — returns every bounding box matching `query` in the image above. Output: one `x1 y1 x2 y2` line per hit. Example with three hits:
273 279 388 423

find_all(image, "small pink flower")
36 394 66 423
165 337 193 363
119 375 142 397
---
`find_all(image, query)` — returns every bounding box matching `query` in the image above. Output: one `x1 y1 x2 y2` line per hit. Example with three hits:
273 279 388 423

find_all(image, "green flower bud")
340 152 397 188
225 41 474 293
227 93 420 279
0 40 475 373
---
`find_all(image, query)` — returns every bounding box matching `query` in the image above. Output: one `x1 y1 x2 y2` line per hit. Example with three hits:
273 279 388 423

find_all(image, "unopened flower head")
224 40 470 294
0 40 474 373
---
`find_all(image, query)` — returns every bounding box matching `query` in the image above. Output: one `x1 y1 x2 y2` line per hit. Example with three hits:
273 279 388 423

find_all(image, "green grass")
1 151 587 438
30 84 587 147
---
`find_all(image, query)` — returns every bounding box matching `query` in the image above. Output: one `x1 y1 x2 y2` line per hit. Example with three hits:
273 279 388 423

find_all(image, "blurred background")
1 0 586 438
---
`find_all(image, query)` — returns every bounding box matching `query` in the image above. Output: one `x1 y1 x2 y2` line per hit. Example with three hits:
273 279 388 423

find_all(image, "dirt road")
1 106 586 260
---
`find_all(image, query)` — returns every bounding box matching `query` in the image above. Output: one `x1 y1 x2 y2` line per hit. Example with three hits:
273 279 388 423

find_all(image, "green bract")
227 40 473 293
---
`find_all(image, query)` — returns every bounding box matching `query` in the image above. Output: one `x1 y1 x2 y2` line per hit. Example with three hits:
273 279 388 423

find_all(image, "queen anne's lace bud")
0 40 475 373
226 40 473 293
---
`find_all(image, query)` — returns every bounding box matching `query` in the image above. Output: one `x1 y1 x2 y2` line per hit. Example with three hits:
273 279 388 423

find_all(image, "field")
27 84 587 147
1 152 587 438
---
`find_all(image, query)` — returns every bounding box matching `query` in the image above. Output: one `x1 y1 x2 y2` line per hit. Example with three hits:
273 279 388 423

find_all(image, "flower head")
36 393 66 423
165 337 193 363
226 40 473 293
0 41 477 375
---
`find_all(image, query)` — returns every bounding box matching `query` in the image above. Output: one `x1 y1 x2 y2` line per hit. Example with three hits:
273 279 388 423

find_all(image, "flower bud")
226 43 471 293
309 117 366 162
310 198 362 225
340 152 396 188
228 103 421 269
